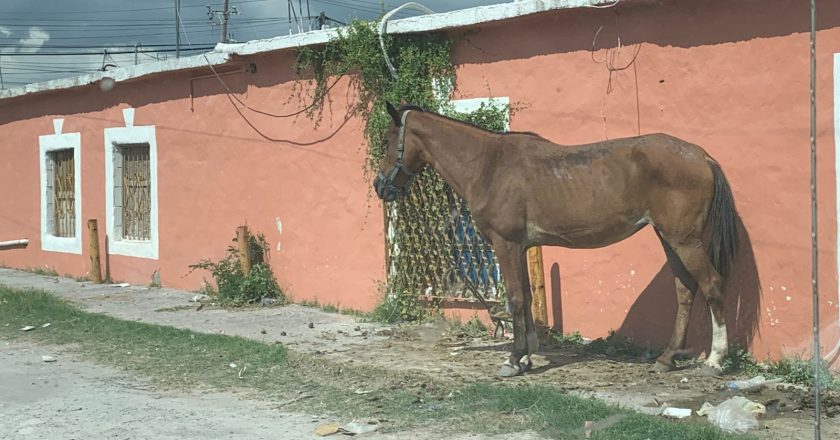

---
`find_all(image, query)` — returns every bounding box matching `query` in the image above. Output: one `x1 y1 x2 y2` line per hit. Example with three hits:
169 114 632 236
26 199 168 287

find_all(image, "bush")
189 231 284 306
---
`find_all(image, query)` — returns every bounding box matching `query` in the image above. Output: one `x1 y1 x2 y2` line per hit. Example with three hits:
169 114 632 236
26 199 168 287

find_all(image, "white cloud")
19 27 50 54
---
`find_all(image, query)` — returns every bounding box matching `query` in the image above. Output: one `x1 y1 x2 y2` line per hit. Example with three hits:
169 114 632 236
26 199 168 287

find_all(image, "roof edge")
0 0 611 101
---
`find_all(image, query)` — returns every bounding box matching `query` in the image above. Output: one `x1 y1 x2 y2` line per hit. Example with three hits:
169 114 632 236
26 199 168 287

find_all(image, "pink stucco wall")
0 52 386 311
1 0 839 362
447 0 840 362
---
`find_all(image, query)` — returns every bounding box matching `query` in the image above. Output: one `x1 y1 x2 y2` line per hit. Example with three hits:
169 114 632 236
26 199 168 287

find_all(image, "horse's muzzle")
373 172 402 202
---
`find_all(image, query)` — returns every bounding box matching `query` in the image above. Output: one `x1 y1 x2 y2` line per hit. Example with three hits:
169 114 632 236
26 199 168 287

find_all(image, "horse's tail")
707 160 739 277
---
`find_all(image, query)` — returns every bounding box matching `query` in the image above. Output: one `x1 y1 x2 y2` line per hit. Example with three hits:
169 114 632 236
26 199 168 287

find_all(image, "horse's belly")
526 218 647 249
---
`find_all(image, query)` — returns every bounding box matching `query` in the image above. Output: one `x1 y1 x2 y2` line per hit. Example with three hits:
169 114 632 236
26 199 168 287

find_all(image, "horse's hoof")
651 361 673 373
694 364 722 377
519 355 533 372
498 363 522 377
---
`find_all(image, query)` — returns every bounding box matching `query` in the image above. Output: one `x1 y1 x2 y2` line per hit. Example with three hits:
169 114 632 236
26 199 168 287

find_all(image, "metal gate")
385 168 505 303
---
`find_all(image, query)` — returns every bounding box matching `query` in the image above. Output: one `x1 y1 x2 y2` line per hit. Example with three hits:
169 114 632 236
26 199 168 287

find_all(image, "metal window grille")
47 149 75 238
385 168 505 302
119 143 151 241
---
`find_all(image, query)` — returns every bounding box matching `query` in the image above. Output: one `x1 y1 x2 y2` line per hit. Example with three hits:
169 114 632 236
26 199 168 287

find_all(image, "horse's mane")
396 103 546 140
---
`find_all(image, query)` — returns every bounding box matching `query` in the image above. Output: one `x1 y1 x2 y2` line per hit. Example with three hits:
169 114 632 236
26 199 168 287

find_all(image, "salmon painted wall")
0 51 386 310
2 0 840 363
448 0 840 362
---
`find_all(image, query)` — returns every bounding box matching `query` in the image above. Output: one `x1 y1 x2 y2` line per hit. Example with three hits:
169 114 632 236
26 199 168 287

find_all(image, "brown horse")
374 102 738 377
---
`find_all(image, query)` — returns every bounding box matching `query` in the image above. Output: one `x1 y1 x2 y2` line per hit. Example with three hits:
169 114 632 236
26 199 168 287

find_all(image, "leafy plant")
189 231 284 306
721 346 762 376
769 356 838 389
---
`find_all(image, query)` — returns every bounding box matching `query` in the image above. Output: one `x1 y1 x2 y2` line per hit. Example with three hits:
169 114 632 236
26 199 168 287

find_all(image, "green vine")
294 20 455 174
295 21 510 322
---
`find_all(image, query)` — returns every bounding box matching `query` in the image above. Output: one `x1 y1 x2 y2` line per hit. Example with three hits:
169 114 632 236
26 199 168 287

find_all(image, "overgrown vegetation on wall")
295 20 510 322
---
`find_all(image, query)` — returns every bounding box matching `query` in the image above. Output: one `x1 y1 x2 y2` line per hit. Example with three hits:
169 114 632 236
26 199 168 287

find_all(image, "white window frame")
450 96 510 131
39 119 82 254
104 108 159 260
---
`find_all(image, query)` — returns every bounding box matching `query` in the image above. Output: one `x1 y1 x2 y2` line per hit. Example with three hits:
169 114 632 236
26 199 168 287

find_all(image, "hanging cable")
378 2 435 79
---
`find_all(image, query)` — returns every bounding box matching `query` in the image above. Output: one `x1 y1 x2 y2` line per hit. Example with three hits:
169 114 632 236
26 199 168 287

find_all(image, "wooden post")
87 219 103 283
527 246 549 336
237 225 251 276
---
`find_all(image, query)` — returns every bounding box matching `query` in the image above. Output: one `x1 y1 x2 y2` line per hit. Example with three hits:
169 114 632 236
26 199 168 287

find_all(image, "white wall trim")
38 119 82 254
104 108 159 260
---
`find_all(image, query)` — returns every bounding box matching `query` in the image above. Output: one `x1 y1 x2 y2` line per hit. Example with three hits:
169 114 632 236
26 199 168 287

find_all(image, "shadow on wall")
616 217 762 356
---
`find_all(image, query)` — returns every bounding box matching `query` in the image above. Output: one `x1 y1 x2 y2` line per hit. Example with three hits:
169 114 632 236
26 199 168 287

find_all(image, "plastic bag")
705 396 766 434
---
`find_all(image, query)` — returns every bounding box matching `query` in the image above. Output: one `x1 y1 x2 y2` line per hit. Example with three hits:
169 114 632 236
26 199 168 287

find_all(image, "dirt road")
1 268 837 439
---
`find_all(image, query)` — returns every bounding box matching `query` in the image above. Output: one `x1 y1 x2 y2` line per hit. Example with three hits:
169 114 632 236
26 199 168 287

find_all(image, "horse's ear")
385 101 401 126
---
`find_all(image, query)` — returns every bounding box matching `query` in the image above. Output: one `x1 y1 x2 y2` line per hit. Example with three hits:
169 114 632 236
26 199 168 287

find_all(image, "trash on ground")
19 325 35 332
110 283 130 288
700 396 766 434
726 375 783 392
41 355 56 363
41 323 51 328
314 423 341 436
340 418 380 435
190 294 208 303
662 407 692 419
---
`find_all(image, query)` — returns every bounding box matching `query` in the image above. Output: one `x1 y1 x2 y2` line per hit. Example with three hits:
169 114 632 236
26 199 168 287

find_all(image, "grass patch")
722 346 839 389
0 285 750 439
297 298 367 318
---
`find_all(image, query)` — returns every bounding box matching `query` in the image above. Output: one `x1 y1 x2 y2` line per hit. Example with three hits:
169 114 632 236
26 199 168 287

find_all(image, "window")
39 119 82 254
47 149 76 238
104 108 158 259
116 143 151 241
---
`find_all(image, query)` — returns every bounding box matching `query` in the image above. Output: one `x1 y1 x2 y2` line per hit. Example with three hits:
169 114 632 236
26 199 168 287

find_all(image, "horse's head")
373 101 426 202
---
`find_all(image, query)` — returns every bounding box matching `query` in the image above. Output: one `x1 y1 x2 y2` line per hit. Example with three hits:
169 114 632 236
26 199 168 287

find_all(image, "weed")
769 356 838 389
25 265 58 277
721 346 762 376
550 330 585 347
448 315 489 339
189 231 284 306
585 330 649 358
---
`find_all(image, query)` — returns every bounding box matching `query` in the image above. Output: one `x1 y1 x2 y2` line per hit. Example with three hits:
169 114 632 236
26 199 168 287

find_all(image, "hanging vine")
294 21 510 321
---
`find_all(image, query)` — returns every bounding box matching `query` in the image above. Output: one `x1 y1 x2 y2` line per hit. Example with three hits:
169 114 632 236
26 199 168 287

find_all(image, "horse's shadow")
615 219 762 357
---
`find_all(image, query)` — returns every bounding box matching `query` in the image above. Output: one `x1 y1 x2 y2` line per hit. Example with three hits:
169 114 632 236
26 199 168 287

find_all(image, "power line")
0 0 271 16
6 46 215 56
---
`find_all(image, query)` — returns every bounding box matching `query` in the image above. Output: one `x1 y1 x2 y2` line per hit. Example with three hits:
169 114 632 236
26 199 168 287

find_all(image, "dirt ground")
1 267 838 439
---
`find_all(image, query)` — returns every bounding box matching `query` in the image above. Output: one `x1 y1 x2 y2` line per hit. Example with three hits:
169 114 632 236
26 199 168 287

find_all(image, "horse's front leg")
494 241 530 377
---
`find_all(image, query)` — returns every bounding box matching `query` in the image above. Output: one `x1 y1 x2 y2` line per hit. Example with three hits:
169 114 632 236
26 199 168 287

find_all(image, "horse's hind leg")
654 232 699 371
667 239 728 373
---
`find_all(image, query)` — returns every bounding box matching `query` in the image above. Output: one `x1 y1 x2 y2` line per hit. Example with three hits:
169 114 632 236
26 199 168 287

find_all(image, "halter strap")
396 109 412 164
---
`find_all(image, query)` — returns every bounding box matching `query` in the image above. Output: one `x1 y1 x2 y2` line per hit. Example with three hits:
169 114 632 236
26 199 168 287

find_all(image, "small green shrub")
189 231 284 306
550 330 585 346
585 330 645 357
721 346 762 376
769 357 838 389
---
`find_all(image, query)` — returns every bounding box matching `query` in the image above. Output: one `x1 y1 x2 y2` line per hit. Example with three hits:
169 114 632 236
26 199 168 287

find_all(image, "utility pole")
208 0 239 43
221 0 231 43
175 0 181 58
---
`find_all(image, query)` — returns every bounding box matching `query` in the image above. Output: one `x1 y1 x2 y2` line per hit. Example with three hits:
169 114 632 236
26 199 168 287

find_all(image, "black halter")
373 110 416 202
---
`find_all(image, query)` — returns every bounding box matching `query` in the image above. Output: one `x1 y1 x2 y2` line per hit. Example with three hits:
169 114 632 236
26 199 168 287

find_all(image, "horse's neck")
412 114 492 202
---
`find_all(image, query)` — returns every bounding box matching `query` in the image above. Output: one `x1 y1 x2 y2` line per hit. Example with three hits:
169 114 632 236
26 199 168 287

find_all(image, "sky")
0 0 506 88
